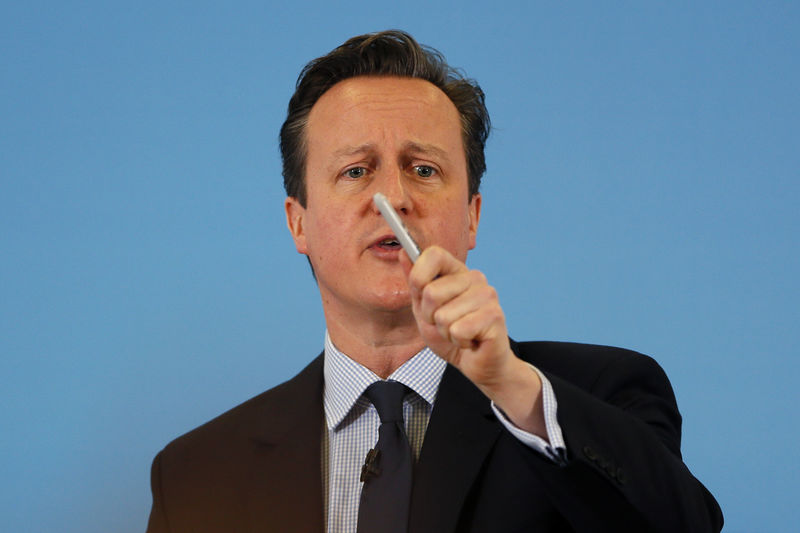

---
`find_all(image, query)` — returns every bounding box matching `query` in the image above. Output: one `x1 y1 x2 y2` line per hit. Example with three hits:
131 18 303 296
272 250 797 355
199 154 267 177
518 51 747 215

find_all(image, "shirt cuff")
490 364 567 464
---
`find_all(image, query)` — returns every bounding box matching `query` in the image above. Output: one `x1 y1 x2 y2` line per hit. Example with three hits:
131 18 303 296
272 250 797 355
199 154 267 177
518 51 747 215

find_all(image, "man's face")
285 76 481 314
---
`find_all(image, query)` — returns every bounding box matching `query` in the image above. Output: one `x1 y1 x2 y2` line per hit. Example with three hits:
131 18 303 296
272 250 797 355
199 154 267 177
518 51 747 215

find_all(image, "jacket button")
583 445 597 460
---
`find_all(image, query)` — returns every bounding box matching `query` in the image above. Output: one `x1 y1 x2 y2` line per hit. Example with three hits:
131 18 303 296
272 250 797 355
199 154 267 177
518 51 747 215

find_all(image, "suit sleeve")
523 348 723 533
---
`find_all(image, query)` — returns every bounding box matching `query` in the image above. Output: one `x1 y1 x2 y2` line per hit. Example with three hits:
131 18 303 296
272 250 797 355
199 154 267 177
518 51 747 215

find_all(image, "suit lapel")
242 355 326 533
408 364 502 533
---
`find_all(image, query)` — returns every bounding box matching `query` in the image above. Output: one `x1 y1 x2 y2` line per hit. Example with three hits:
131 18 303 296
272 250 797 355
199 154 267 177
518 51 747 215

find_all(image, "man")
146 31 723 532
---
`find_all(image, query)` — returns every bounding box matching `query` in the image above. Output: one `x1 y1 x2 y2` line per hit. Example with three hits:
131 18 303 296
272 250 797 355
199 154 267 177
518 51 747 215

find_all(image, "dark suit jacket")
146 340 723 532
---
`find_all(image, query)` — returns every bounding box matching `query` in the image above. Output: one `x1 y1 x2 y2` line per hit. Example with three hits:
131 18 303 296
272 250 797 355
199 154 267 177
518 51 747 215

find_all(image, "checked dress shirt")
321 331 566 533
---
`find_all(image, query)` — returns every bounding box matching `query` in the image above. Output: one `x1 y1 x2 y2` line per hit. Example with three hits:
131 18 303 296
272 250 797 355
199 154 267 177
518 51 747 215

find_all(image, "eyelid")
341 165 370 178
411 163 440 177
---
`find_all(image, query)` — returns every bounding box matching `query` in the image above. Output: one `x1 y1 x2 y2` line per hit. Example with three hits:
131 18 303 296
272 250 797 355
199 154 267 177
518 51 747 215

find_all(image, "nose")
373 166 412 215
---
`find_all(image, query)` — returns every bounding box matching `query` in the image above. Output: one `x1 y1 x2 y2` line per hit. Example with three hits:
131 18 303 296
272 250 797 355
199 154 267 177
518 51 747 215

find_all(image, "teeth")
380 239 399 246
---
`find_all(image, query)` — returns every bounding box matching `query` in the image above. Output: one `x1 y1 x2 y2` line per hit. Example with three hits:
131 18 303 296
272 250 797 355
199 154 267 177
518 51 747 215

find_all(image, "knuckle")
469 270 487 284
490 305 505 324
425 281 443 301
448 321 464 339
483 285 497 300
429 245 445 260
421 284 438 306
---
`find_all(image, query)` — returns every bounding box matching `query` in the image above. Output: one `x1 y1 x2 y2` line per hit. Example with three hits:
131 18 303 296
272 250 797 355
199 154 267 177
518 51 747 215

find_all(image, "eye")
413 165 436 178
344 167 367 179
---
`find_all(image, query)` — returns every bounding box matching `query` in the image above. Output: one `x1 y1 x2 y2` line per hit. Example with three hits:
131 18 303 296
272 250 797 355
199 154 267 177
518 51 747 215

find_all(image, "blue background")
2 2 797 531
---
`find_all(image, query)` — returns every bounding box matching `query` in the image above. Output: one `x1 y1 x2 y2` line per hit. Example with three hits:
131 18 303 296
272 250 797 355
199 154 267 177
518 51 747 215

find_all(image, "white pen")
373 193 421 263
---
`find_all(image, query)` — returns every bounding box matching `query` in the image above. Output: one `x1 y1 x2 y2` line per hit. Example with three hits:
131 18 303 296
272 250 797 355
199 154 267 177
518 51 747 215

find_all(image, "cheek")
307 210 351 260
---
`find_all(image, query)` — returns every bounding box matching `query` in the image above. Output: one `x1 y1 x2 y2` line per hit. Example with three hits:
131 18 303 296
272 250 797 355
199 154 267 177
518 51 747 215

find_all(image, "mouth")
367 230 409 256
373 236 401 250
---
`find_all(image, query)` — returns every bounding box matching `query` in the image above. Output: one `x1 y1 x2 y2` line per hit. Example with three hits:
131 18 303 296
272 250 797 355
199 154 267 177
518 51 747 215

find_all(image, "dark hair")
279 30 490 206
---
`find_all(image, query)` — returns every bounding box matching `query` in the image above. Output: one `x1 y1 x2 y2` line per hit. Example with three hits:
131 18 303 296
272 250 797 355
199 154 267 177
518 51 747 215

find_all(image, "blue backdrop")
2 2 797 532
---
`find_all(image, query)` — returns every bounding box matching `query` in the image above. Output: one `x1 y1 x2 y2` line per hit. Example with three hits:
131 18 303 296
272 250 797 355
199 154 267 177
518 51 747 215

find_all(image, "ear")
285 197 308 254
467 193 481 250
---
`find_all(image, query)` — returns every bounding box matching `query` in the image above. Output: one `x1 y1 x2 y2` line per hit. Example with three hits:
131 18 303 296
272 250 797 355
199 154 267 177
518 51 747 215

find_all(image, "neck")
324 306 425 379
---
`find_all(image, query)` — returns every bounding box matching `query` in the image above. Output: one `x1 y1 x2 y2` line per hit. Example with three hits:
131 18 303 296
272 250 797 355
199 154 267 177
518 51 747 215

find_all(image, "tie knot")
364 381 407 423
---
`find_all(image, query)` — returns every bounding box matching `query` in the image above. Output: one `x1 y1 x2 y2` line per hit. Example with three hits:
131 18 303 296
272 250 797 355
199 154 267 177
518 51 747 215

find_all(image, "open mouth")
377 237 401 249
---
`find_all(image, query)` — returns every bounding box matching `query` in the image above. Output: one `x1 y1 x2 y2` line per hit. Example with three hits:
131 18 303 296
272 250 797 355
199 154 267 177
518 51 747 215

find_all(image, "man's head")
280 30 490 206
282 31 488 317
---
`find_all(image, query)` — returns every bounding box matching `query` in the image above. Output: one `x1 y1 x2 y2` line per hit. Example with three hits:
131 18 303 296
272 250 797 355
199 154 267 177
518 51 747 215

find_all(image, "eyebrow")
332 144 376 159
331 142 450 161
401 141 451 162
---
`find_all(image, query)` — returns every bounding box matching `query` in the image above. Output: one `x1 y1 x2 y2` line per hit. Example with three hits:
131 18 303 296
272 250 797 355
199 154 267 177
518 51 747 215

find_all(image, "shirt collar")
322 330 447 431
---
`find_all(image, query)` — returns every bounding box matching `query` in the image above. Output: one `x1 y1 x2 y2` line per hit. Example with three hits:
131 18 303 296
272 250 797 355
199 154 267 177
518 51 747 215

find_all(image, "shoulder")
511 339 670 392
157 353 324 461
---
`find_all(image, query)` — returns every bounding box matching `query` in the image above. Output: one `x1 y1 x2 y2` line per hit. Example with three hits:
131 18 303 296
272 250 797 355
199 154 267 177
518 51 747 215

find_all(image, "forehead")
305 76 463 152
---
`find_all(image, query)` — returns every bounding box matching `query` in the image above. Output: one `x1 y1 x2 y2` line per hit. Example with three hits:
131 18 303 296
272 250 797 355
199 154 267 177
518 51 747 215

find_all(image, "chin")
368 285 412 312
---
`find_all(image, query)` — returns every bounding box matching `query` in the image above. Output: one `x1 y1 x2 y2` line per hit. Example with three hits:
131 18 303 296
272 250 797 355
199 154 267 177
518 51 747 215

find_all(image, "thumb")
399 249 414 278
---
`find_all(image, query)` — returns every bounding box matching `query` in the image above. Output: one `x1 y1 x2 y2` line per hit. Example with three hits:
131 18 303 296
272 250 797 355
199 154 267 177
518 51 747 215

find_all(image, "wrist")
481 356 546 437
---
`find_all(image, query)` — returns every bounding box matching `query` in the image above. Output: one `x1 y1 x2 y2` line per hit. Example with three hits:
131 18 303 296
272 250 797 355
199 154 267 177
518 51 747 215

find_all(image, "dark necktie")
357 380 413 533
